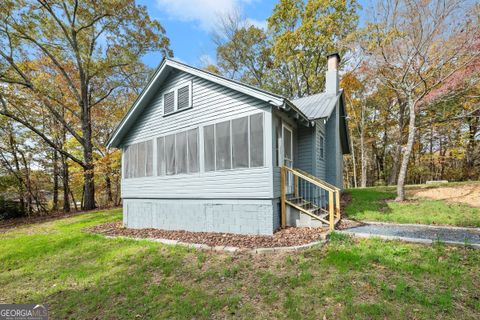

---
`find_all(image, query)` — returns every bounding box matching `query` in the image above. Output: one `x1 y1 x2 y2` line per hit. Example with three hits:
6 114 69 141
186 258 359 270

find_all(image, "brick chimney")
326 53 340 94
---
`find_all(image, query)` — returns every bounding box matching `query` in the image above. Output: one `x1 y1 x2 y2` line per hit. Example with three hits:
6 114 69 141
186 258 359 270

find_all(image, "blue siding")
297 125 315 175
121 69 275 199
325 101 343 188
314 119 327 180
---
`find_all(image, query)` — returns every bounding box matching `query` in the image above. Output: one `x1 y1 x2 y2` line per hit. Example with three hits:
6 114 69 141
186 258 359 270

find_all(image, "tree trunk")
82 163 95 210
105 175 113 204
9 132 25 213
360 128 367 187
81 100 96 210
464 115 478 179
396 97 416 201
61 154 71 212
351 141 358 188
52 150 59 212
429 124 434 180
70 189 78 211
388 100 406 185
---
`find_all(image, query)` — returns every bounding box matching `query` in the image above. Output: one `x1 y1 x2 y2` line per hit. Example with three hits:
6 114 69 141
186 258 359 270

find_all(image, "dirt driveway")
409 183 480 207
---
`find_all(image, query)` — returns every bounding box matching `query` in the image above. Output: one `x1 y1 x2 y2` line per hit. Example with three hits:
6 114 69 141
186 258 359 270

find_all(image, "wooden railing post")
280 166 286 228
328 190 334 231
294 175 299 197
335 190 341 220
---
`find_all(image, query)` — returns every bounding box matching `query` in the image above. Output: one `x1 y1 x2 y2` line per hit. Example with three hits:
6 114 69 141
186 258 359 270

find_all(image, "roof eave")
281 99 313 127
107 58 169 148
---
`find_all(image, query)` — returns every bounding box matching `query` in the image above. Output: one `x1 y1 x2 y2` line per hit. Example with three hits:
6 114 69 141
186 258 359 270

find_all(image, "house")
107 53 350 235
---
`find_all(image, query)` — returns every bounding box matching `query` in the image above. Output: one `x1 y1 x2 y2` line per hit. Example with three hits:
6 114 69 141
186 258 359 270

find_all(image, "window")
250 113 264 167
232 116 249 168
124 140 154 179
157 127 199 176
215 121 231 170
319 135 325 159
145 140 153 176
275 120 282 167
187 128 199 173
165 134 175 175
177 85 190 110
163 91 175 114
124 145 130 178
163 82 192 115
175 131 188 174
204 125 215 172
204 113 264 172
283 126 292 162
157 137 166 176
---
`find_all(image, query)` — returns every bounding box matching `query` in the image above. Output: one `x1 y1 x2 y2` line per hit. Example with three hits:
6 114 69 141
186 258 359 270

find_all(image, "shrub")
0 197 26 220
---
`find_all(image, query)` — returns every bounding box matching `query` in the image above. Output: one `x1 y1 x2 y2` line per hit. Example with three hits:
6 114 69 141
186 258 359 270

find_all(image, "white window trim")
162 81 193 116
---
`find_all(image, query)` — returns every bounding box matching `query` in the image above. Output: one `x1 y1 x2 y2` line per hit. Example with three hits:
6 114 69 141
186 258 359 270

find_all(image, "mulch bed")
85 222 328 249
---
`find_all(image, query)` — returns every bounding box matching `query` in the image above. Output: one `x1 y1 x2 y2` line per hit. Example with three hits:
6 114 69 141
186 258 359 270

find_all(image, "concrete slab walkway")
340 222 480 248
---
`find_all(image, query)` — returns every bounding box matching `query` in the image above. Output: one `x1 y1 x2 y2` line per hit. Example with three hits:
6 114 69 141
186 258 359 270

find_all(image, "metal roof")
290 90 343 120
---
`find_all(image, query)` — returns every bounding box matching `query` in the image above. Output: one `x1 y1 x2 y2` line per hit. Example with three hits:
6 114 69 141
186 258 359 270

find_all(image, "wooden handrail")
281 166 341 231
292 167 340 191
283 166 336 192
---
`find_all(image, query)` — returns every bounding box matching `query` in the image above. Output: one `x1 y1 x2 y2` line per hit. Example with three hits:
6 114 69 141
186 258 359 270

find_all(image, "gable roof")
107 58 344 148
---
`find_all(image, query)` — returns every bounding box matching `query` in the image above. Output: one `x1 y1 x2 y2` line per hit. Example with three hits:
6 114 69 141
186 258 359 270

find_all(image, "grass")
1 209 479 319
344 186 480 227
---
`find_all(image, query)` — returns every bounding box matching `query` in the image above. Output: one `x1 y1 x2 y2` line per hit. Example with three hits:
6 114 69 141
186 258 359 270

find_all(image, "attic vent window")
163 81 192 116
177 85 190 110
163 91 175 114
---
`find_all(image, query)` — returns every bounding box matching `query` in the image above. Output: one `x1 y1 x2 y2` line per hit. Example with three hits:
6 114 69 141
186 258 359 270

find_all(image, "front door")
282 124 294 194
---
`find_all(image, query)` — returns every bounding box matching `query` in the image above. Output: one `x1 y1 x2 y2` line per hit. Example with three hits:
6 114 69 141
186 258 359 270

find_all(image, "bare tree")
0 0 170 209
365 0 480 200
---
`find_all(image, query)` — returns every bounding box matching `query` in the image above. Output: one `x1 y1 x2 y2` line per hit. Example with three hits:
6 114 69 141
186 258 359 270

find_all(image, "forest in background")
0 0 478 218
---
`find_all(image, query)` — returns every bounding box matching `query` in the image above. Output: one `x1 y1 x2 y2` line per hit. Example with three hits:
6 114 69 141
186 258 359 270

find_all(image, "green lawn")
0 210 479 319
344 187 480 227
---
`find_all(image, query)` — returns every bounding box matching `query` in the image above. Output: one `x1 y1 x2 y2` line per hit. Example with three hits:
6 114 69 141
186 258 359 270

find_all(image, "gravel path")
341 223 480 245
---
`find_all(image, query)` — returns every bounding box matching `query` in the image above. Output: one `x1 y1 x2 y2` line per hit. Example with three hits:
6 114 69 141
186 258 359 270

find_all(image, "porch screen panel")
137 141 146 177
283 127 292 160
232 116 249 168
175 131 187 174
132 143 138 178
187 128 199 173
165 134 176 175
215 120 231 170
124 146 129 178
145 140 153 176
275 119 282 166
129 143 137 178
156 137 165 176
204 124 215 172
250 113 264 167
